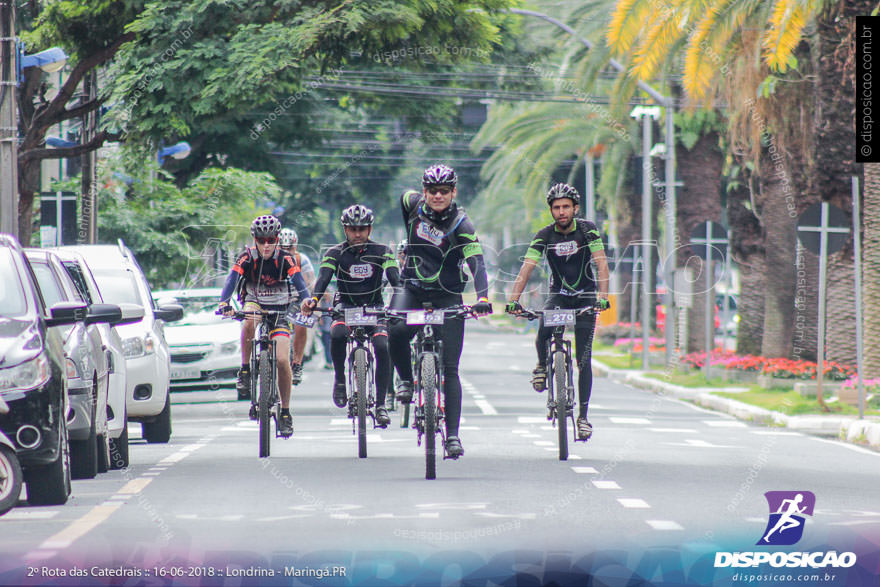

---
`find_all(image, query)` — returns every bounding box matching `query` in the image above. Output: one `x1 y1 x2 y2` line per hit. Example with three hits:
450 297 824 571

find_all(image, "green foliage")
675 110 723 150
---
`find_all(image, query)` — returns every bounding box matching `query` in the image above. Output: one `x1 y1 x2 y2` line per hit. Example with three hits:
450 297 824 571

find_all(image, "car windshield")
161 295 226 325
31 262 66 306
91 269 142 305
0 250 28 317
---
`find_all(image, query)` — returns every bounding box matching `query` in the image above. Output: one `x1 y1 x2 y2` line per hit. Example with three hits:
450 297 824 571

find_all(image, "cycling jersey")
399 190 489 297
524 220 604 296
312 240 401 307
219 246 309 306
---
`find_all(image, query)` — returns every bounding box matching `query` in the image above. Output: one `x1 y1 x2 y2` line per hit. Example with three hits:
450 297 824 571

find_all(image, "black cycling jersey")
219 246 309 306
400 190 489 297
524 219 604 296
312 240 400 307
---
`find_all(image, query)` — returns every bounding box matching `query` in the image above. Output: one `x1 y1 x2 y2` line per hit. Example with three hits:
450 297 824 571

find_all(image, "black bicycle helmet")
546 183 581 206
341 204 374 227
422 164 458 187
279 228 297 247
251 215 282 237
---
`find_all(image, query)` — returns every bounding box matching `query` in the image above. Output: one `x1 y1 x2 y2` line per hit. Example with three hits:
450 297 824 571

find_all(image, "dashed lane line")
571 466 598 474
646 520 683 530
461 376 498 415
592 481 621 490
618 498 651 509
609 417 651 425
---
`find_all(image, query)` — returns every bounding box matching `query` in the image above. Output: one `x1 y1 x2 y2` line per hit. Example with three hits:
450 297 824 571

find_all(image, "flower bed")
678 350 856 382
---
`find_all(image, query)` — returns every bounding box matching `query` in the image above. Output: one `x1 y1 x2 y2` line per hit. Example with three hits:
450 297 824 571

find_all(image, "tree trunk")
727 173 764 354
675 132 723 353
17 158 40 246
758 150 798 358
863 163 880 376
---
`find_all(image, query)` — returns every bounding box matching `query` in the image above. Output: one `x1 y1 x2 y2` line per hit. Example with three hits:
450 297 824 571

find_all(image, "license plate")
344 308 378 326
406 310 444 325
171 366 201 380
542 309 575 326
293 313 317 327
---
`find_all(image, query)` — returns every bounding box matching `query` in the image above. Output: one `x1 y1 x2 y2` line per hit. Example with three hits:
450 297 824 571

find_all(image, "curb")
593 359 880 451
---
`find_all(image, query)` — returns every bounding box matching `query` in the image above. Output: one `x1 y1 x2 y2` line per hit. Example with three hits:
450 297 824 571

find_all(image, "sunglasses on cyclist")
255 237 278 245
426 186 453 196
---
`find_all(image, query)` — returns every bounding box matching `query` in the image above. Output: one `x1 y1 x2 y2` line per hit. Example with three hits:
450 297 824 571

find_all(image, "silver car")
25 250 119 479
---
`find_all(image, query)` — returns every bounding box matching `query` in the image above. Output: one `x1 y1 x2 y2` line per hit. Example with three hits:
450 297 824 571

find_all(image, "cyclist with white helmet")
279 227 316 384
301 205 400 426
219 215 310 436
506 183 610 441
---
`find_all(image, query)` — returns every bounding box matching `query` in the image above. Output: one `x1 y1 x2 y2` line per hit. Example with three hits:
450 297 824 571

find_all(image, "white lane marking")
512 429 530 434
522 433 541 438
618 498 651 509
592 480 621 489
647 520 683 530
750 431 804 436
39 504 122 549
543 448 557 452
474 512 537 520
117 478 153 494
158 452 190 465
571 466 598 474
568 455 583 460
534 441 555 446
610 417 651 425
461 376 498 415
176 514 244 521
459 426 481 430
649 428 698 433
810 436 880 456
331 512 440 520
664 439 744 449
704 420 748 428
3 510 59 520
106 494 132 501
141 472 161 477
330 419 351 426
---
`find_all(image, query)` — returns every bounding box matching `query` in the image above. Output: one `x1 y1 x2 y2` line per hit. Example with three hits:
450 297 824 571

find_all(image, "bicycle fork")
546 335 574 425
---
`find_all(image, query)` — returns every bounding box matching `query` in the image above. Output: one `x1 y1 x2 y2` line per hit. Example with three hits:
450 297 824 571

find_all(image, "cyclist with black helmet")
506 183 610 441
301 205 400 426
219 215 311 436
279 227 316 385
389 164 492 459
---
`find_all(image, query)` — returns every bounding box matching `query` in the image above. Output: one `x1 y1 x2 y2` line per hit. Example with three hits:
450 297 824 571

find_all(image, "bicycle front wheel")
354 347 368 459
258 350 272 458
553 351 568 461
421 354 438 480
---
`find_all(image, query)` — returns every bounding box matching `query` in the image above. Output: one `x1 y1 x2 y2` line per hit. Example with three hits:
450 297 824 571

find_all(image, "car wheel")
71 389 98 479
96 432 110 474
26 417 71 506
142 392 172 444
109 411 129 470
0 444 23 515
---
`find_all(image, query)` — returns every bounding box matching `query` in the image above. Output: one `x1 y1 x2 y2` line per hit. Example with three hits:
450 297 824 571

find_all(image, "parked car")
57 242 182 444
0 235 86 505
49 248 144 469
153 288 241 390
25 249 118 480
0 396 23 515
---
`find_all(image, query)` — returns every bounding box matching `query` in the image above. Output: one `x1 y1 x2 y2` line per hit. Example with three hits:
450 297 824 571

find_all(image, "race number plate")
170 366 200 381
542 309 575 326
406 310 444 325
345 308 378 326
293 313 317 327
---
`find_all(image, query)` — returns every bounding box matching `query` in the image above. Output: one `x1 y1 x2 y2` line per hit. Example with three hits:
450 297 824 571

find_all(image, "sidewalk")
592 359 880 451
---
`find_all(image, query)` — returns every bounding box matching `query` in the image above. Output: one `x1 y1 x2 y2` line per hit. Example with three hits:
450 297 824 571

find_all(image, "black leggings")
389 287 465 437
330 322 391 405
535 295 597 419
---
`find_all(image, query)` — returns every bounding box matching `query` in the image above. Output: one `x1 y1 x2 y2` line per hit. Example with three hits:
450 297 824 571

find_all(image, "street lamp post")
0 2 18 236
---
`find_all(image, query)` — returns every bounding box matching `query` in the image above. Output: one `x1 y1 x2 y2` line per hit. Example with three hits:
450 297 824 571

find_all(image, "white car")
49 249 144 469
153 288 241 390
56 243 182 444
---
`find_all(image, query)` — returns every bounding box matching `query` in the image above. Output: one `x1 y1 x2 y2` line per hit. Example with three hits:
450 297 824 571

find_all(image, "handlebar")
216 308 288 321
384 304 481 321
506 306 603 321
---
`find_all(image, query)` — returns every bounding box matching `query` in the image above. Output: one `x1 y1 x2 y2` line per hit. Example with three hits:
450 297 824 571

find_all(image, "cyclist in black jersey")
301 205 401 426
389 164 492 459
506 183 610 441
219 215 311 436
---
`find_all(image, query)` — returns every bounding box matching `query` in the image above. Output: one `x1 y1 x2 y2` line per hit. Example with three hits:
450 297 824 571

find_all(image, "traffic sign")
796 202 850 255
689 221 727 261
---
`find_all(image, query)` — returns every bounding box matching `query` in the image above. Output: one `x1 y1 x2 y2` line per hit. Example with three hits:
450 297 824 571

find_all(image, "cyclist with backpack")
506 183 610 441
301 205 400 427
279 228 316 385
389 164 492 458
219 215 311 436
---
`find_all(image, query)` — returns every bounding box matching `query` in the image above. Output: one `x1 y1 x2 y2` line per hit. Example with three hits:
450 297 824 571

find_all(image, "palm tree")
864 163 880 376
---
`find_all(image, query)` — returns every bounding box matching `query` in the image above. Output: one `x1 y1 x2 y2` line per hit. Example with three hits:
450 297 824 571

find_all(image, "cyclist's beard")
555 217 573 230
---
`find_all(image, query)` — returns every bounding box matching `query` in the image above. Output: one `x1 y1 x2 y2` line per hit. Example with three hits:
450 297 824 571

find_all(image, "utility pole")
79 70 97 243
0 1 17 237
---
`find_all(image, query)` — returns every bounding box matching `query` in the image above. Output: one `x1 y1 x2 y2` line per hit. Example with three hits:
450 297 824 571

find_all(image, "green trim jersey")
524 220 604 296
312 240 400 307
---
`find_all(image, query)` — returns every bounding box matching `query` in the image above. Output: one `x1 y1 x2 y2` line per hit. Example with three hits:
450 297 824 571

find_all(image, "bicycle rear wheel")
553 351 568 461
421 354 438 480
354 348 368 459
258 350 272 458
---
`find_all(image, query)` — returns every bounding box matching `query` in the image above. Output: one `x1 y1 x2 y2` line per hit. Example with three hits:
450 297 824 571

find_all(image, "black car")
0 235 115 505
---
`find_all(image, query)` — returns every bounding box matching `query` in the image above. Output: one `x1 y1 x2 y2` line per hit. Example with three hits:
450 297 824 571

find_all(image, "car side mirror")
46 301 88 327
113 303 145 326
86 303 122 325
154 303 184 323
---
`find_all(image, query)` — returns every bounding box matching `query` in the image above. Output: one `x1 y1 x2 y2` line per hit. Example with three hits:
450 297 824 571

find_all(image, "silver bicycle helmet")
546 183 581 206
422 164 458 187
341 204 374 227
251 215 282 237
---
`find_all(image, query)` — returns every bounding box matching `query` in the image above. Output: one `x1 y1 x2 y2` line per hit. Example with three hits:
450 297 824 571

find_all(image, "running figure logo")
758 491 816 546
